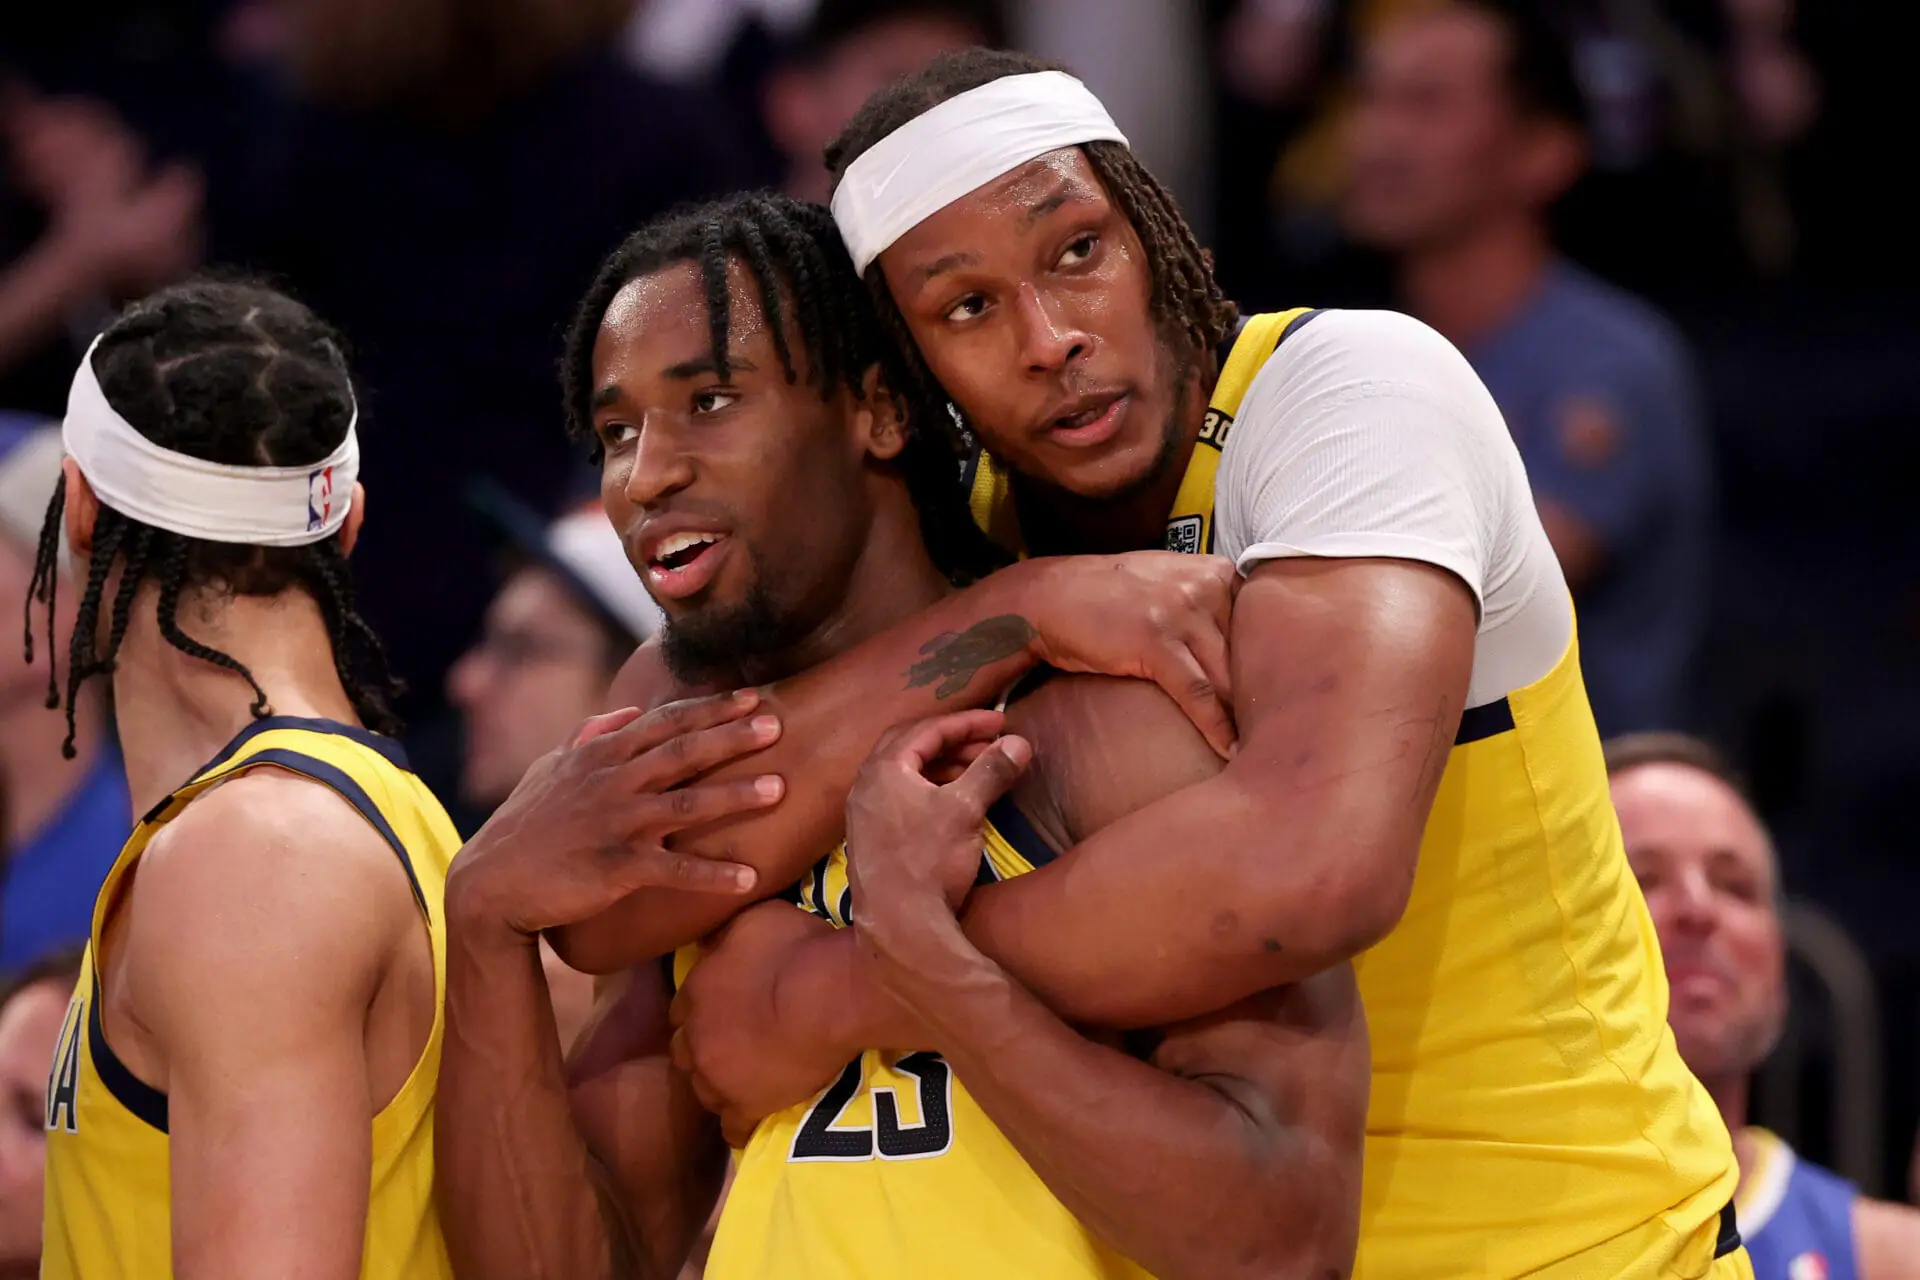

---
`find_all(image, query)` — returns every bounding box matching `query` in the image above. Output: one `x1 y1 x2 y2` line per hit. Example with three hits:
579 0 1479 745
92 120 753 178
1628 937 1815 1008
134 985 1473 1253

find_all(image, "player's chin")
1038 437 1161 501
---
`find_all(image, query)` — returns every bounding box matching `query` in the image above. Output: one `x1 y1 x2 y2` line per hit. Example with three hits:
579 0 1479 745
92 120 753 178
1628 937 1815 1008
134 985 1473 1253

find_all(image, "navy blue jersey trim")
986 795 1060 870
240 749 428 918
1714 1201 1741 1258
87 972 169 1133
1454 697 1515 745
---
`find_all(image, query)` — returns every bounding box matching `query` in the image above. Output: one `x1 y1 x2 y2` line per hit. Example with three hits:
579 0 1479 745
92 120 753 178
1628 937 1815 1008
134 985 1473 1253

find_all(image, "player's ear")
338 483 367 556
61 457 98 560
856 364 908 462
1521 118 1585 204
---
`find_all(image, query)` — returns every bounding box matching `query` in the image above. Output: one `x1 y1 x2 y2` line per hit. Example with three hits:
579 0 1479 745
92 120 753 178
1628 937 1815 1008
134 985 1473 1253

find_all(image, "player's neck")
1398 216 1555 350
109 584 360 818
740 492 953 685
0 680 105 849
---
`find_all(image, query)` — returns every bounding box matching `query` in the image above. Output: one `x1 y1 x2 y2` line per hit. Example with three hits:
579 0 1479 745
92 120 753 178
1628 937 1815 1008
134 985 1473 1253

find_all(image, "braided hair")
826 47 1239 456
560 190 1006 586
23 279 403 757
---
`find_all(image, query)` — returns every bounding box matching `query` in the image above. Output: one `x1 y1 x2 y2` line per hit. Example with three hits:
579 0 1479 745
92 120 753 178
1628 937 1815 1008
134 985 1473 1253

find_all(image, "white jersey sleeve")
1213 309 1571 708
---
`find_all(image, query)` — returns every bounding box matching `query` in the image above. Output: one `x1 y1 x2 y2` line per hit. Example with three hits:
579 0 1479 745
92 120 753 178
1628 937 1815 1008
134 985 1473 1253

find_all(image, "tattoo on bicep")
903 615 1038 700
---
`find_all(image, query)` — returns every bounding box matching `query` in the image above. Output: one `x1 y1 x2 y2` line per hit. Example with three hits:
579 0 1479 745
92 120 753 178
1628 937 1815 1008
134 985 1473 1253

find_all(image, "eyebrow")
915 251 979 285
1025 180 1079 223
662 353 758 381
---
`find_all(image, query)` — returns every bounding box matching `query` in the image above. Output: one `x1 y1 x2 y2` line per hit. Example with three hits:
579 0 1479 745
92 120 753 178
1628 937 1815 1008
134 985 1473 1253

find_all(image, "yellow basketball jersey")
969 310 1743 1278
680 798 1153 1280
40 717 458 1280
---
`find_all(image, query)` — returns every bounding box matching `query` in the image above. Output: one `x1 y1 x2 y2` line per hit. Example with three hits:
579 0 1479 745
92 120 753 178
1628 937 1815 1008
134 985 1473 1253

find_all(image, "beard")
659 573 815 690
1076 330 1198 507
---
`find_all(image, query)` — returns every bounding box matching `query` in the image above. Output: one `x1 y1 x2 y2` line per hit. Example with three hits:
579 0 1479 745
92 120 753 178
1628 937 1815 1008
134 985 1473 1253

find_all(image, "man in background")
0 947 82 1279
1610 732 1920 1279
1345 0 1711 735
762 0 1004 202
448 486 662 1048
0 418 128 973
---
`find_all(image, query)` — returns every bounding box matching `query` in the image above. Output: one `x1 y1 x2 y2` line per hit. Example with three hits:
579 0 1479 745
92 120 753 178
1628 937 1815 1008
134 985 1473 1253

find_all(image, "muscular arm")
121 775 423 1280
440 905 722 1280
857 675 1368 1279
553 547 1242 973
958 557 1475 1026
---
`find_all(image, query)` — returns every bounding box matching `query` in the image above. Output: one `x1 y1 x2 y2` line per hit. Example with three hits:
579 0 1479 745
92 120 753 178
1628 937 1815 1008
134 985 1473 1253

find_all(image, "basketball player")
554 49 1749 1280
28 280 772 1279
1609 733 1920 1280
437 192 1367 1280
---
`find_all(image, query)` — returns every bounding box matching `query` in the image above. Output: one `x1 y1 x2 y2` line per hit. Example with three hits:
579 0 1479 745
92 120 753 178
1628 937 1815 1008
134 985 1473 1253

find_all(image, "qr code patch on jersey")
1164 515 1204 555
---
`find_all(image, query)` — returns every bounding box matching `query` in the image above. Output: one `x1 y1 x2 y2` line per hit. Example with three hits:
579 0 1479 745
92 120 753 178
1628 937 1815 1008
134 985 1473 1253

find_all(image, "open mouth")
645 530 729 599
1048 393 1128 448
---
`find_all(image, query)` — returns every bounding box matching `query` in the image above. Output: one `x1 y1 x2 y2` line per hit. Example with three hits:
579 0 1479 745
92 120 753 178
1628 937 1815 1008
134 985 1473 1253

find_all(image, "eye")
943 293 989 324
597 420 637 449
1057 233 1098 268
692 390 739 415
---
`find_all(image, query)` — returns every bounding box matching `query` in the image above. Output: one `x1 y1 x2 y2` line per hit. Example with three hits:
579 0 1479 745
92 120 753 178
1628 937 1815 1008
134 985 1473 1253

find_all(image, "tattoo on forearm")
904 615 1038 699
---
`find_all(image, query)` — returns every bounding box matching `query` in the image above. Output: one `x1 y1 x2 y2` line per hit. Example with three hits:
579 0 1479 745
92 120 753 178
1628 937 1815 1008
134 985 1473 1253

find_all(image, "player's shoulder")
1004 674 1221 844
140 768 418 929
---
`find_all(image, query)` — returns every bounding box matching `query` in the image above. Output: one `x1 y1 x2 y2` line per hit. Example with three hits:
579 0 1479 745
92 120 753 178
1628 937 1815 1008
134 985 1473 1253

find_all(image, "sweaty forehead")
595 260 775 380
885 148 1111 273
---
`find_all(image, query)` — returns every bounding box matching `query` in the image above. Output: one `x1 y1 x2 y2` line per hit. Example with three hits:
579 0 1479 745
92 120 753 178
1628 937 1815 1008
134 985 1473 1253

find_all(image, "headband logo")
307 466 335 532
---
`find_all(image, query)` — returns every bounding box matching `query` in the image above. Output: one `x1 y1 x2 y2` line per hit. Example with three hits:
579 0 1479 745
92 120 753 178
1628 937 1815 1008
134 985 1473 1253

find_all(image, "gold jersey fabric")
680 799 1154 1280
968 310 1745 1277
40 718 458 1280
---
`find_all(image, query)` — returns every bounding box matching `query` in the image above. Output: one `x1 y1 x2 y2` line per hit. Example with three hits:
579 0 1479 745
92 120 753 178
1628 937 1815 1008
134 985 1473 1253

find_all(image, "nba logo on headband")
308 466 336 532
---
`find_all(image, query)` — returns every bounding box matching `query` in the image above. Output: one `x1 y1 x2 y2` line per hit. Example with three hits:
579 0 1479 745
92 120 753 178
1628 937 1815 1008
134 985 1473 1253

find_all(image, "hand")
447 693 784 940
1022 553 1239 757
845 711 1031 947
668 902 849 1146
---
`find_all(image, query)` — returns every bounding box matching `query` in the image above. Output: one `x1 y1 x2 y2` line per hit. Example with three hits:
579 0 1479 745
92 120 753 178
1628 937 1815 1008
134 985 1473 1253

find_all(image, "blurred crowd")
0 0 1915 1269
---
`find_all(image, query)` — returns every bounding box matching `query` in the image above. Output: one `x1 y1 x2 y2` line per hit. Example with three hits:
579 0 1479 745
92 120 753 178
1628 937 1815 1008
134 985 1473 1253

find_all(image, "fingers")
573 706 644 746
1149 644 1237 761
873 710 1007 776
944 735 1032 816
630 711 784 792
622 843 761 896
624 775 784 843
595 689 766 764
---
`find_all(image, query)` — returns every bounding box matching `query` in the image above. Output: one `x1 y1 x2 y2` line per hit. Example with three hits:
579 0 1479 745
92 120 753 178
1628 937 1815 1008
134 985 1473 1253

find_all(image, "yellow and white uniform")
678 799 1153 1280
970 308 1749 1278
41 717 458 1280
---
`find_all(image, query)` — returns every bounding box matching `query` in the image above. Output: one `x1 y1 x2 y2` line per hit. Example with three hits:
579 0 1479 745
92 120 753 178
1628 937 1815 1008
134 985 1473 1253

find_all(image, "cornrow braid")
561 190 1007 586
825 47 1239 456
26 278 404 757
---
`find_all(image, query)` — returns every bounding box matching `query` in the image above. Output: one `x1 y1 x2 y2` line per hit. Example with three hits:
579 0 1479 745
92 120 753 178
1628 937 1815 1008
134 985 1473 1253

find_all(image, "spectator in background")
0 88 201 416
0 946 81 1279
0 418 129 973
213 0 760 734
448 486 663 1049
762 0 1005 203
1609 732 1920 1280
1344 0 1711 736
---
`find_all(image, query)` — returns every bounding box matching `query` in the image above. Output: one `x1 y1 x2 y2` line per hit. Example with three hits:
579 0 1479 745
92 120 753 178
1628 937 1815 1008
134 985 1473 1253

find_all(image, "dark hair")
1462 0 1590 133
1604 732 1751 800
825 47 1238 455
801 0 1007 55
560 190 1005 585
24 279 402 757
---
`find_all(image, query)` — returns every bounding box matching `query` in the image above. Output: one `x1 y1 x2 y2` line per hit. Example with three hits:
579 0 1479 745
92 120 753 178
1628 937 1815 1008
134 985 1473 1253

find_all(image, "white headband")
831 70 1128 275
61 336 360 546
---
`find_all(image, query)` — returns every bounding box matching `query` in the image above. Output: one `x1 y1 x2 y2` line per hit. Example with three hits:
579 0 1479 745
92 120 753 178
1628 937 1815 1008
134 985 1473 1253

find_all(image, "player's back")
41 717 459 1280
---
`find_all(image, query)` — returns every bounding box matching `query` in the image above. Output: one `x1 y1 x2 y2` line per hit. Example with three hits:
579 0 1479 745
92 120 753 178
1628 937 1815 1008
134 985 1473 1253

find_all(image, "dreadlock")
560 189 1006 586
23 279 403 758
825 47 1239 455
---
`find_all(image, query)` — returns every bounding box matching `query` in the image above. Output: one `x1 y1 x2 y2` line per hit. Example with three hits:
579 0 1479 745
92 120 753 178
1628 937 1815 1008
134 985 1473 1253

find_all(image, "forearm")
438 924 628 1280
553 568 1043 972
869 913 1334 1280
